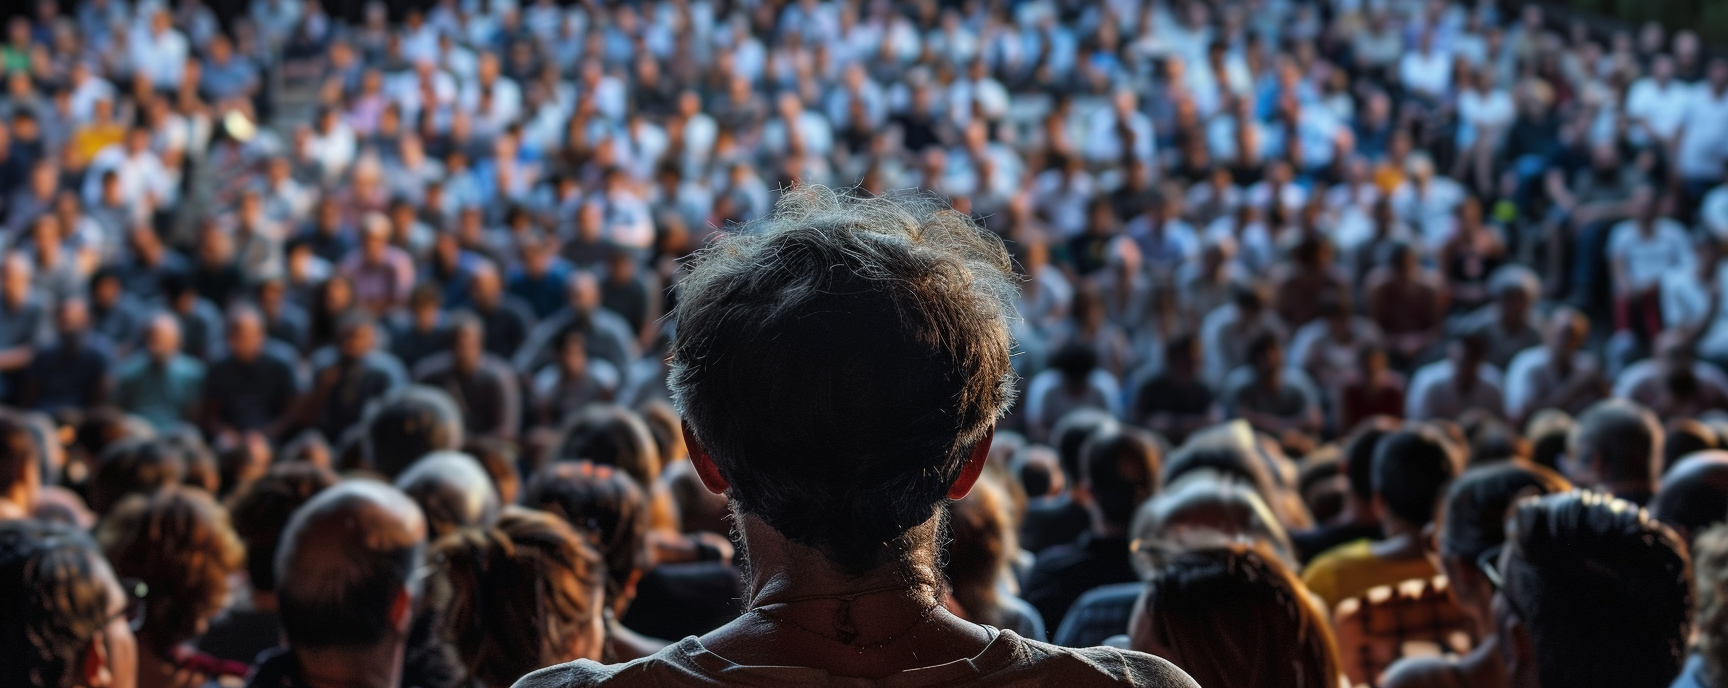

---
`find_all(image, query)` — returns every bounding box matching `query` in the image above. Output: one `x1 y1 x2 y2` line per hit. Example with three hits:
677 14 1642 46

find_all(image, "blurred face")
228 315 263 360
146 319 180 360
453 325 483 367
1 259 29 303
339 323 374 358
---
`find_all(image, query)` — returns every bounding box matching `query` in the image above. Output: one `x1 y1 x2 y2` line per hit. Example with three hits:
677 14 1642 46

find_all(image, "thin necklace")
748 585 938 651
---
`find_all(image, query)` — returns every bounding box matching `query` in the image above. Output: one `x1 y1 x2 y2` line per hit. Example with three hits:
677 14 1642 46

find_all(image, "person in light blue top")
114 314 206 430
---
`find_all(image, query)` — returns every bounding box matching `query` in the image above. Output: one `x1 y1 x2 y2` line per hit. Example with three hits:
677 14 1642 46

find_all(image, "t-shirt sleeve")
511 661 621 688
1066 646 1202 687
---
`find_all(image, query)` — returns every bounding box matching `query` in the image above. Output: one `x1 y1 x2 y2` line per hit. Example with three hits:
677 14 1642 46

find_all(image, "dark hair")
551 404 663 489
98 487 244 654
666 189 1016 575
1162 422 1276 501
1440 462 1570 563
0 520 110 688
1342 419 1396 501
1650 452 1728 544
1571 400 1662 485
1663 418 1718 476
395 452 500 540
275 482 427 651
364 386 466 478
89 438 186 515
226 463 339 593
0 411 37 500
1081 427 1162 526
1372 428 1460 527
433 508 605 687
1504 492 1691 688
524 461 650 605
1050 408 1118 487
1132 543 1342 688
1050 342 1099 380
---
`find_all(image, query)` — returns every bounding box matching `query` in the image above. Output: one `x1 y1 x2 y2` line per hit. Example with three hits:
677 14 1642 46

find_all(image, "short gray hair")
669 186 1017 574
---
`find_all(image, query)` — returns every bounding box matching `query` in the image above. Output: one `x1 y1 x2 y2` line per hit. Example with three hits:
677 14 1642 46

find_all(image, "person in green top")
114 314 206 430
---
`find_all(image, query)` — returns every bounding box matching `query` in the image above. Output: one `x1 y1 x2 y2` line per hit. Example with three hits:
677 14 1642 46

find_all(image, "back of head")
1505 492 1691 688
364 385 465 478
1525 409 1574 471
1163 421 1276 505
552 403 663 489
1373 428 1461 527
432 508 606 687
0 520 110 688
1569 399 1662 486
1131 479 1295 577
1663 419 1718 476
667 188 1016 575
1131 542 1341 688
90 438 185 516
524 461 649 605
1343 419 1397 502
226 462 340 594
1051 408 1118 486
1440 462 1571 564
1081 426 1162 527
395 451 500 540
275 480 428 651
97 486 243 653
1651 451 1728 544
0 411 38 507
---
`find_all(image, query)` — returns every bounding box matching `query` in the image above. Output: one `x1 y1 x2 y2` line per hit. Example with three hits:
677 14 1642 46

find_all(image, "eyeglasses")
112 578 148 633
1476 543 1535 623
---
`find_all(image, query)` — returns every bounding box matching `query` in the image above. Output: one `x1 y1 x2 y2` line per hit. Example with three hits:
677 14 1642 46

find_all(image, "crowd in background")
2 0 1728 686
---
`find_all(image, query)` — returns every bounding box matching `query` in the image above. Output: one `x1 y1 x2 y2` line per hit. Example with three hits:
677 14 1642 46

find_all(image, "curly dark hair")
0 520 111 688
524 461 649 607
98 486 244 655
226 463 339 593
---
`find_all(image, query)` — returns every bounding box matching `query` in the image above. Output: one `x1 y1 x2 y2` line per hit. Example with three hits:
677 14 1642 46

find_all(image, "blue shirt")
115 354 206 429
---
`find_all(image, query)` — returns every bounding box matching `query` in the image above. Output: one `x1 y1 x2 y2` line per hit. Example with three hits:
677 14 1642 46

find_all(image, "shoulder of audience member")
1013 634 1201 688
510 658 650 688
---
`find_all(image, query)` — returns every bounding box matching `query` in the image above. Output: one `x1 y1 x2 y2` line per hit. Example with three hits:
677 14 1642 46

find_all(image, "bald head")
275 481 426 652
393 451 498 540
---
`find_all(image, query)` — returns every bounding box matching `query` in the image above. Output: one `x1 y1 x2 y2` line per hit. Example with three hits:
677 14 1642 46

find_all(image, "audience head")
89 438 184 516
551 403 662 490
97 486 243 656
275 481 427 658
1372 427 1462 530
0 519 137 688
364 385 466 478
1130 542 1342 688
1078 426 1162 530
395 451 501 540
1130 478 1296 577
1342 418 1397 505
1436 462 1571 632
1050 408 1119 488
942 479 1017 628
667 189 1015 579
524 461 650 613
1567 399 1662 494
226 462 340 596
0 411 40 517
431 508 607 688
1651 451 1728 546
1494 492 1690 688
1663 418 1717 475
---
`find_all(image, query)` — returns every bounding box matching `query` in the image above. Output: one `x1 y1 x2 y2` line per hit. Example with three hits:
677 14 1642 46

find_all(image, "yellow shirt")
1300 539 1440 613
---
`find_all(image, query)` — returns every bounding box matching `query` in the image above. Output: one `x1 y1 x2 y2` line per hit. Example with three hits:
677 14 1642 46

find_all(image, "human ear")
82 634 113 687
390 587 414 634
682 420 729 495
948 426 995 500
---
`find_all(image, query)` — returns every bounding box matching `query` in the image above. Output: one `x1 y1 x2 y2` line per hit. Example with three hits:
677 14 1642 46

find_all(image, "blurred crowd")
2 0 1728 686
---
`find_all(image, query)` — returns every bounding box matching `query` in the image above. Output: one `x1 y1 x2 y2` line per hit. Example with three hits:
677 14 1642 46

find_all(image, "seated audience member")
1452 265 1543 371
524 460 667 660
23 298 114 413
431 508 608 688
115 314 206 430
1651 451 1728 546
1366 241 1448 368
1338 345 1407 428
548 403 691 554
1129 543 1344 688
0 411 40 520
0 519 139 688
520 190 1195 686
394 450 501 539
1026 425 1162 631
413 313 521 441
98 486 247 687
1617 332 1728 418
1292 420 1394 563
1488 492 1691 688
944 479 1046 640
1407 331 1504 421
1565 399 1663 506
300 313 401 443
1020 408 1116 553
249 481 427 688
1380 462 1571 688
390 284 453 372
1289 294 1384 393
531 329 621 427
1219 333 1322 441
1665 419 1720 475
1504 307 1605 422
1199 280 1287 387
203 306 301 443
1130 334 1218 445
89 438 187 516
1303 427 1461 610
362 385 466 478
1025 342 1121 442
201 462 339 664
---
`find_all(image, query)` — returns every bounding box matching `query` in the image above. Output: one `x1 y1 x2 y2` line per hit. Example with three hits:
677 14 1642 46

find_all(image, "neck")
740 513 940 609
294 640 405 688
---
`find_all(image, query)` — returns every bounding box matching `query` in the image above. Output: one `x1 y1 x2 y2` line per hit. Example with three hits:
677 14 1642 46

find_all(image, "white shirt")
1503 346 1593 419
1613 359 1728 399
130 25 189 89
1406 359 1505 420
1083 109 1156 166
1608 219 1694 291
1703 185 1728 239
1677 85 1728 181
1663 262 1728 360
1626 77 1693 142
1398 49 1454 99
1390 178 1468 248
1456 89 1514 147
